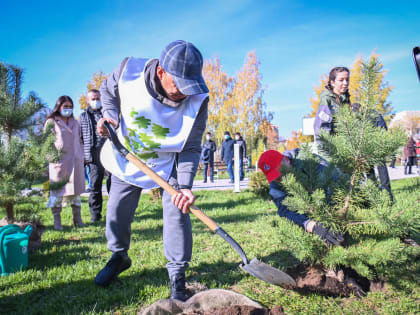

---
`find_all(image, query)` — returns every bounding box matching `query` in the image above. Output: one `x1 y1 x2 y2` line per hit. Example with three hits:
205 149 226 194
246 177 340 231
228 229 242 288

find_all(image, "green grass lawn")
1 178 419 314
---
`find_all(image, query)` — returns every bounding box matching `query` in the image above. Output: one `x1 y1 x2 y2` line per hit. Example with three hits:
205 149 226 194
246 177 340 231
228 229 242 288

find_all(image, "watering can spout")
24 225 33 236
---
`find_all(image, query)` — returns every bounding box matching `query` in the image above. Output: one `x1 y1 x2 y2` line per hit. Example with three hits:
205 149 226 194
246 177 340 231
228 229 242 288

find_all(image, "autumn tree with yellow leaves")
349 53 394 124
202 51 272 156
308 76 329 118
202 56 234 141
78 71 108 110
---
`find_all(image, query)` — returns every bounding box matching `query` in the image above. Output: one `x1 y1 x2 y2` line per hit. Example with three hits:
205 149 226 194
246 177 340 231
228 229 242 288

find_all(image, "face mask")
90 100 102 110
61 109 73 117
206 135 211 140
224 135 229 140
235 136 240 140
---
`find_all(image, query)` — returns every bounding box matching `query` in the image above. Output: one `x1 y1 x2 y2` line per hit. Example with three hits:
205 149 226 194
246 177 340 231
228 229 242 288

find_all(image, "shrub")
249 170 269 198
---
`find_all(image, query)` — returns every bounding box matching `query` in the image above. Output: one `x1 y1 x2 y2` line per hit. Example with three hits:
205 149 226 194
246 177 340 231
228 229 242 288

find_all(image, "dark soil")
181 264 385 315
286 264 376 297
180 305 285 315
179 263 384 315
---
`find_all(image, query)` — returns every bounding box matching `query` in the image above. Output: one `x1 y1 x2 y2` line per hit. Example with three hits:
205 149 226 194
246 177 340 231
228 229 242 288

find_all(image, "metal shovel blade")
240 257 296 288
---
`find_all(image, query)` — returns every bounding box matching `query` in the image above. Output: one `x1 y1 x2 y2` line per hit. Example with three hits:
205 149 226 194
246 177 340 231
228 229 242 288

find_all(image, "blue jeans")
269 181 309 229
226 161 234 180
85 165 92 189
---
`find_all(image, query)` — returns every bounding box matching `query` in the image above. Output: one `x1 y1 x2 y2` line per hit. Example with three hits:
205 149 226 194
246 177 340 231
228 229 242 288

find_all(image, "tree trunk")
6 202 14 220
338 173 356 219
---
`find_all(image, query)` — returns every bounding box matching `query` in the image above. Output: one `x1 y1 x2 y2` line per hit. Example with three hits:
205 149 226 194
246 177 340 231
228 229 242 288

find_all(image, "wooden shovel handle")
125 153 219 231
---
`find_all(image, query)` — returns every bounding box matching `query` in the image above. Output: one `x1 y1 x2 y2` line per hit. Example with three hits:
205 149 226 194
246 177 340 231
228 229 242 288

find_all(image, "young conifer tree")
0 62 60 220
279 58 419 280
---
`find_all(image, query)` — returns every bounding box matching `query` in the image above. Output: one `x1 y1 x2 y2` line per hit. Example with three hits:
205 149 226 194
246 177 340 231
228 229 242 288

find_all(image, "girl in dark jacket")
314 67 350 136
314 66 393 200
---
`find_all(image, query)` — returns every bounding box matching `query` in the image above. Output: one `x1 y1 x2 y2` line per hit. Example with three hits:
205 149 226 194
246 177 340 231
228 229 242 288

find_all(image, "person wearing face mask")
221 131 235 183
79 89 106 222
234 132 247 181
94 41 209 301
201 132 216 183
44 96 85 230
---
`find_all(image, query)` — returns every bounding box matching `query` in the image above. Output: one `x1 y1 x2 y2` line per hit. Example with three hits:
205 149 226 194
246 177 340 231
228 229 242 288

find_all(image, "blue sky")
1 0 419 138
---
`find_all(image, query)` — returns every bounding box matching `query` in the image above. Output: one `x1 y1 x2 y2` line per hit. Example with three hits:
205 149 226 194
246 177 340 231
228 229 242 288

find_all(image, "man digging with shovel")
258 149 345 246
95 40 209 301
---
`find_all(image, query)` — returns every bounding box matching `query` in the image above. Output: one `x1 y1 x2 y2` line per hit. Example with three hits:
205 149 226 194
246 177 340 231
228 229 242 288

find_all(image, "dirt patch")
286 264 377 297
180 305 285 315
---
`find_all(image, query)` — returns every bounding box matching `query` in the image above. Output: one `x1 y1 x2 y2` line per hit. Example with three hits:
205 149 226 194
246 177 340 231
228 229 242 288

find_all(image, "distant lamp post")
234 143 240 192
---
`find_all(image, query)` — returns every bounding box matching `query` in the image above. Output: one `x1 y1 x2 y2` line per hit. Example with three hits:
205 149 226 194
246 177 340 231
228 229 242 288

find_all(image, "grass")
0 178 419 314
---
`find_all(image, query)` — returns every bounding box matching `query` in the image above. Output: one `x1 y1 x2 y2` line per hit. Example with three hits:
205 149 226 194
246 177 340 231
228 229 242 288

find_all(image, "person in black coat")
221 131 235 183
201 132 216 183
79 89 106 222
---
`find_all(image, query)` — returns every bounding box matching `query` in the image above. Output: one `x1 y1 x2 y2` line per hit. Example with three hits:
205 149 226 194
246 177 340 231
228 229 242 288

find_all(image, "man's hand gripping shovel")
103 121 296 288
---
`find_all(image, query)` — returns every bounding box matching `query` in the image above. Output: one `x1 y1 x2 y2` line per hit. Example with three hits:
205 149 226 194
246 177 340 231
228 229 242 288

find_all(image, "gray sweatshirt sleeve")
177 97 209 189
100 57 129 124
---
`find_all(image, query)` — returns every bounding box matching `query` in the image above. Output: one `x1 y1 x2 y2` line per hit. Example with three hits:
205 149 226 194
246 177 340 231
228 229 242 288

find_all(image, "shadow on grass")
0 266 170 315
188 260 248 287
1 258 262 315
392 177 420 194
131 226 163 241
29 242 93 270
196 197 256 212
259 250 301 270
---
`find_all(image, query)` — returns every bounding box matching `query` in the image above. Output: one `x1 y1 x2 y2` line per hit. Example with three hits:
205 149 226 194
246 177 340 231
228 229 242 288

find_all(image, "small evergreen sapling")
0 62 60 220
278 59 419 280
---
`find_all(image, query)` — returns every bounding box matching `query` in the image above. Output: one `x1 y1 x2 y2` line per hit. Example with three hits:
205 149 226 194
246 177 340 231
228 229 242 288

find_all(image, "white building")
389 110 420 136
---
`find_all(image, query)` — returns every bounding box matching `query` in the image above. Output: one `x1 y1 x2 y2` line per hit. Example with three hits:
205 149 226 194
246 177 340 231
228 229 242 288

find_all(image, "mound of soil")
180 305 285 315
287 264 374 297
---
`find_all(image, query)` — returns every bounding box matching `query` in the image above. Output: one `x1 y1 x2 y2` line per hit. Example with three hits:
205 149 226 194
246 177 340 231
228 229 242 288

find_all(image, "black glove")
312 223 344 246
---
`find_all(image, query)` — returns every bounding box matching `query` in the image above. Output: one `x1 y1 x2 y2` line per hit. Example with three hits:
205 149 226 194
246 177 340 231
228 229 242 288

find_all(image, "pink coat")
45 116 85 197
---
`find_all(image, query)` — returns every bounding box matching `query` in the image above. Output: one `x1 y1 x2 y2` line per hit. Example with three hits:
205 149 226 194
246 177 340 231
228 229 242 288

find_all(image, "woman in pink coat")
44 95 85 230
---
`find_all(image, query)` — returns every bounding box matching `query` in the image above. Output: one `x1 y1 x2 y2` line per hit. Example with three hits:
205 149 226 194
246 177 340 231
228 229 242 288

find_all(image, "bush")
249 170 269 197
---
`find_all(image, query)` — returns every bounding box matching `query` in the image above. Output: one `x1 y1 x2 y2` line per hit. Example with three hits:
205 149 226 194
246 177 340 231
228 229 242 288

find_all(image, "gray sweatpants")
105 167 193 277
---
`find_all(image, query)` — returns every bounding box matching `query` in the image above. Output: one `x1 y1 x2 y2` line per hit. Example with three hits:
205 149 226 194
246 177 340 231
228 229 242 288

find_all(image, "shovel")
103 122 296 288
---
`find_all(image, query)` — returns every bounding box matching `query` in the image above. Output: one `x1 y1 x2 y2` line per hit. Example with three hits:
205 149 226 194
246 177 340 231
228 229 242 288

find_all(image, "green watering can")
0 224 32 276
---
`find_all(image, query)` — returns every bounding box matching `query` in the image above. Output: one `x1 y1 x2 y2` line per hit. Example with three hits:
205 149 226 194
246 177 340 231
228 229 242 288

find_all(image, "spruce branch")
346 221 375 227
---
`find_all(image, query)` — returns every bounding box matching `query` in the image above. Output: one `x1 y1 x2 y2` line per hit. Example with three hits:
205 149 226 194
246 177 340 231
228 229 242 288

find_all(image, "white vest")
100 57 208 189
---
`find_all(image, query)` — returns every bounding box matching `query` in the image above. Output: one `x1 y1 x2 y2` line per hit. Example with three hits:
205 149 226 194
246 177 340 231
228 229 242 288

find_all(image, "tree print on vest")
124 109 170 161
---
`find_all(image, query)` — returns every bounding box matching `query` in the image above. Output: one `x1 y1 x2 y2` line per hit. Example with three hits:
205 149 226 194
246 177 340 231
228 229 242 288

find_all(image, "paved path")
386 165 420 181
81 166 419 197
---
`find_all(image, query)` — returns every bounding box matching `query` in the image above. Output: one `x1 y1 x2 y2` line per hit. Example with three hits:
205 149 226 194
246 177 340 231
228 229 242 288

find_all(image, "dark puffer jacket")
314 88 350 137
221 137 235 164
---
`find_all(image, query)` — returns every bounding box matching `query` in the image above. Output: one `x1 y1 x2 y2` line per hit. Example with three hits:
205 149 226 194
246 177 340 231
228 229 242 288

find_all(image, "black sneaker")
170 274 189 302
170 273 189 301
95 252 132 287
